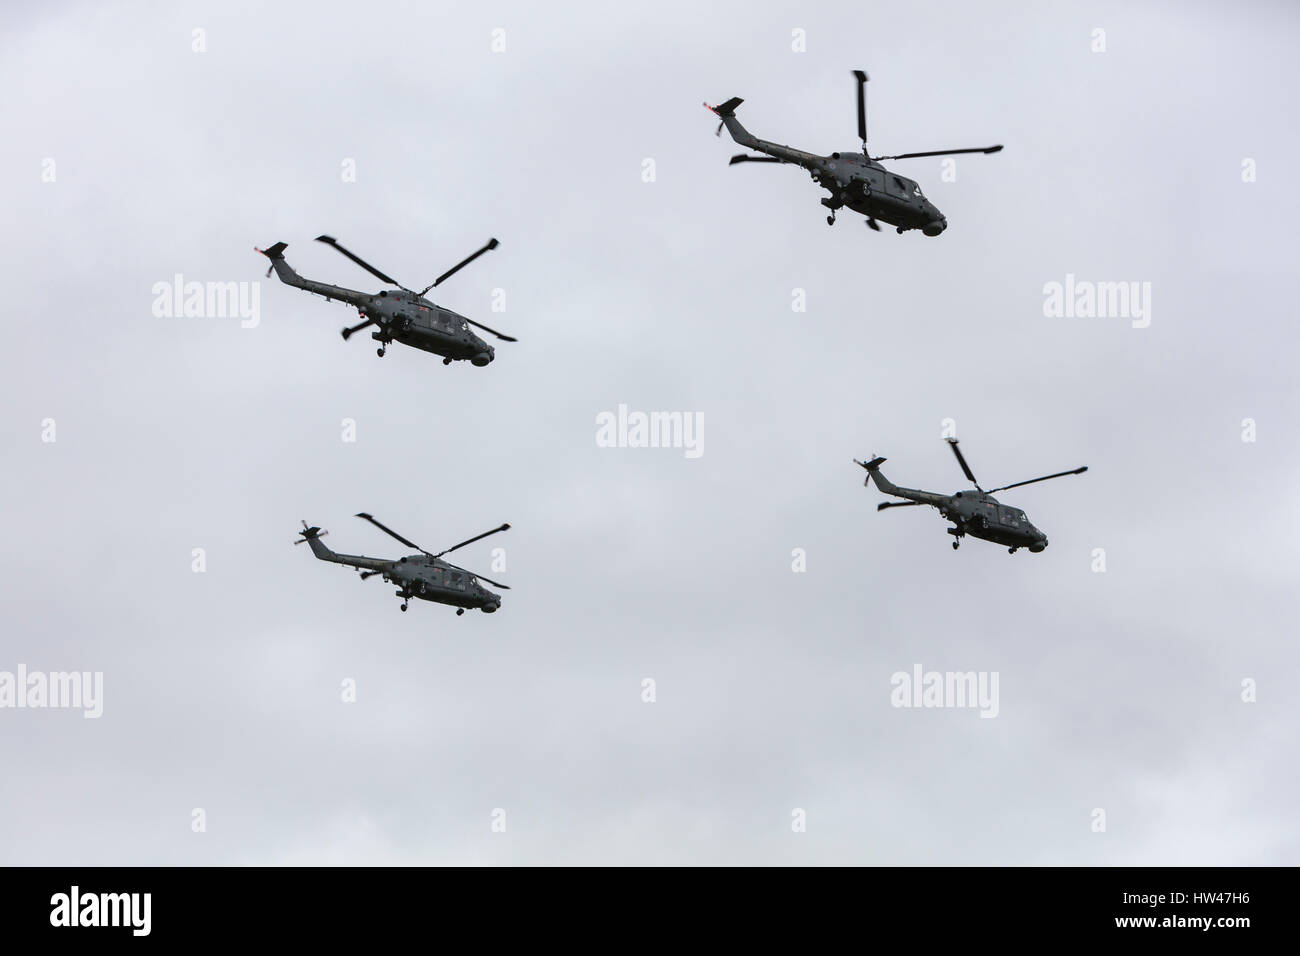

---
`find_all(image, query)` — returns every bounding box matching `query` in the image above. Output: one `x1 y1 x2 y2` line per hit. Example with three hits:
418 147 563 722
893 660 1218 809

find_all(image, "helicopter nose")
1029 537 1048 553
922 218 947 237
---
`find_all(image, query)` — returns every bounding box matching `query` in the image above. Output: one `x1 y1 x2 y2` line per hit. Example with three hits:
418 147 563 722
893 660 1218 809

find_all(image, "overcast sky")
2 0 1297 865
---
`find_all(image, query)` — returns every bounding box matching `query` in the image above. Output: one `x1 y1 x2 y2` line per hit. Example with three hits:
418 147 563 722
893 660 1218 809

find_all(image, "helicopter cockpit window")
893 177 909 192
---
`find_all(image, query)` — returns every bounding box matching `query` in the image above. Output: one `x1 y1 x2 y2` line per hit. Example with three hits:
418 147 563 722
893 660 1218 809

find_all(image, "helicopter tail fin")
712 97 744 117
256 242 298 284
854 457 894 491
294 522 336 560
706 98 759 149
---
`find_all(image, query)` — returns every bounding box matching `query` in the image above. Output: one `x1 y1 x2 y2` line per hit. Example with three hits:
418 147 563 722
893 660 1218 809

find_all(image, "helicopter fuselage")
384 554 502 611
819 152 947 235
942 490 1047 552
360 290 495 365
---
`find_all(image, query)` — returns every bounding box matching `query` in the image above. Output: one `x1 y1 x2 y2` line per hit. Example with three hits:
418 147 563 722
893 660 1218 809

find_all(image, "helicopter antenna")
853 70 869 157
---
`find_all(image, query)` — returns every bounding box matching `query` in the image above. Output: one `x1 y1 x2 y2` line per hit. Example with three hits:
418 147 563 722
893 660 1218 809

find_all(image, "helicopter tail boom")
295 522 391 572
856 457 948 508
708 99 820 169
257 242 371 309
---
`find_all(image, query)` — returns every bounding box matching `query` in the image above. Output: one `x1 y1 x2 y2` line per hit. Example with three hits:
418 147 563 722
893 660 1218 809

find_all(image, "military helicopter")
295 514 510 614
854 439 1087 553
705 70 1002 232
256 234 515 364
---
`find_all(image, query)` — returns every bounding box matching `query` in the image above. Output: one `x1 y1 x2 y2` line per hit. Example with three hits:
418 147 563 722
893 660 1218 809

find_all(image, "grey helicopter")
295 514 510 614
705 69 1002 232
855 439 1087 553
256 234 515 363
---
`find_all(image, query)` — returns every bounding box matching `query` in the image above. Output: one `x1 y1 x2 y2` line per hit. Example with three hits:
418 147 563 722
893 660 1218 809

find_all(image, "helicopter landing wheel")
826 215 835 226
400 603 408 612
456 608 465 616
377 347 386 358
443 357 452 365
896 227 904 234
1008 547 1018 554
952 540 960 550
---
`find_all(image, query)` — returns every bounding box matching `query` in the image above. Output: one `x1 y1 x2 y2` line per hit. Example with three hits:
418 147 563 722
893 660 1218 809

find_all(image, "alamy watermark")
50 886 150 936
0 665 103 718
596 404 703 459
1042 274 1151 328
152 275 260 328
890 664 999 718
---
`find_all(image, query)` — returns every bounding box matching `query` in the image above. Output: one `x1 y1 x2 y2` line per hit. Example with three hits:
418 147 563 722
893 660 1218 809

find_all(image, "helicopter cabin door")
857 166 884 194
884 173 913 203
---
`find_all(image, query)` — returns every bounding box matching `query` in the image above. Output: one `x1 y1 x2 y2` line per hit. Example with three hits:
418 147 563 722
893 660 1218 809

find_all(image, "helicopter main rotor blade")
729 154 784 165
464 316 517 343
442 560 511 590
434 523 511 558
423 238 499 293
878 501 921 511
945 438 982 491
853 69 869 146
354 512 430 555
874 145 1004 161
315 236 404 288
987 466 1088 494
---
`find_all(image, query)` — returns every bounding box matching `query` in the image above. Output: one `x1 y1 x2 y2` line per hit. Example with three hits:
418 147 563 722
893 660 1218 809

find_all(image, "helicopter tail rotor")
704 98 751 142
293 520 328 546
706 97 742 136
255 242 287 278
